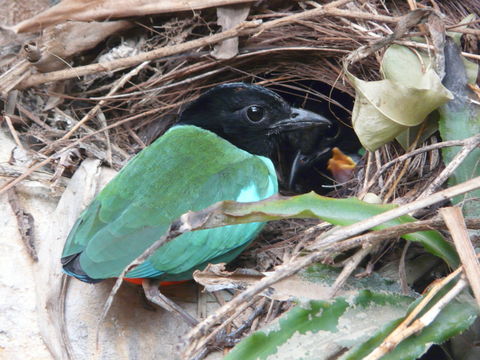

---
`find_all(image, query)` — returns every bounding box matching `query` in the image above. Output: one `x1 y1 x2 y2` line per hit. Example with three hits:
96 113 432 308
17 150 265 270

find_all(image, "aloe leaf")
225 269 478 360
211 193 458 267
225 290 414 360
342 293 478 360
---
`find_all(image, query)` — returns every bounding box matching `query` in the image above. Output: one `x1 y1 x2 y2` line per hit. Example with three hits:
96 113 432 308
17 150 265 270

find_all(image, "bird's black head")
178 83 332 158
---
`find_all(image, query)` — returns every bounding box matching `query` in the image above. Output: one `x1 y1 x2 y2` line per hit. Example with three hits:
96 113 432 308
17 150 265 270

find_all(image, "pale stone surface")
0 130 53 359
0 130 223 359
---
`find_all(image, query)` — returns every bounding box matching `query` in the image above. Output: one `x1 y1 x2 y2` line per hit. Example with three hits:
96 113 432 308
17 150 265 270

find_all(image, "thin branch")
363 134 480 195
420 134 480 197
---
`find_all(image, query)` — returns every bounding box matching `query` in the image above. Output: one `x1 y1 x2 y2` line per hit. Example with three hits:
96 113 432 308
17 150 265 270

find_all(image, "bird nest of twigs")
1 1 480 360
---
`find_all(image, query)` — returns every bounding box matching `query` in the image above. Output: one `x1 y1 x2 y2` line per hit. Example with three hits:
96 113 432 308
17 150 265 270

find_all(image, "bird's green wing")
62 125 277 280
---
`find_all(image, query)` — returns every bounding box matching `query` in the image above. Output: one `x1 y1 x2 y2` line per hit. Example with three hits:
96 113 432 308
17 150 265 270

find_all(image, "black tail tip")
61 253 103 284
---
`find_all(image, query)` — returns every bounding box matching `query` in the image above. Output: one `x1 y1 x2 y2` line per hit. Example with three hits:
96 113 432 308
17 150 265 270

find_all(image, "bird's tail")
61 253 103 283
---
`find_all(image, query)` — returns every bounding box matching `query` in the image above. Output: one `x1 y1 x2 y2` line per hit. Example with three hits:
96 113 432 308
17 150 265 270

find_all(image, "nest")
1 0 480 359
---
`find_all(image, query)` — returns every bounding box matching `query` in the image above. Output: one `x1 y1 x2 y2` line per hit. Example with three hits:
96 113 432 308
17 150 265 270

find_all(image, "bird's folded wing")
62 125 277 279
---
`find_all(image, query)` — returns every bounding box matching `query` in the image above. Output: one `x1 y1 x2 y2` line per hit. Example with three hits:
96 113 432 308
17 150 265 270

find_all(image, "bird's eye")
246 105 265 122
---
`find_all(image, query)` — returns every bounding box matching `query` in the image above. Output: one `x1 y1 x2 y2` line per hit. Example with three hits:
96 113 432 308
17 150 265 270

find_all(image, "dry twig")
363 268 467 360
441 207 480 306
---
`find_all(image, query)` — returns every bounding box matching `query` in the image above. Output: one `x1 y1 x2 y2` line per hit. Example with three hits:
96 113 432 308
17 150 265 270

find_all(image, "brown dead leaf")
13 0 256 33
193 263 264 292
24 20 133 73
211 3 251 59
194 264 354 301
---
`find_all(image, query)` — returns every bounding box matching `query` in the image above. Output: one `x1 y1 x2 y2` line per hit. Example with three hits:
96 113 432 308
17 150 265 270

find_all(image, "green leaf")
394 112 439 151
225 290 414 360
342 293 478 360
226 267 478 360
438 39 480 221
211 193 458 267
463 58 479 85
443 15 479 85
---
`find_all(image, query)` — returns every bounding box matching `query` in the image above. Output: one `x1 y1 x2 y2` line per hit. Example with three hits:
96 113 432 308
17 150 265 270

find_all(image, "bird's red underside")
123 277 188 286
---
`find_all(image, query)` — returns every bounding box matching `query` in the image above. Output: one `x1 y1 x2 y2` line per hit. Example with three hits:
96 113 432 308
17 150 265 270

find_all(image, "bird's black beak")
288 147 331 190
268 108 332 134
269 108 333 191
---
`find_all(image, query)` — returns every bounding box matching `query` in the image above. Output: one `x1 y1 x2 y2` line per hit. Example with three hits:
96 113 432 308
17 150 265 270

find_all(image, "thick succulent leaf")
438 39 480 221
347 44 452 151
226 267 478 360
206 193 458 267
342 293 478 360
225 290 414 360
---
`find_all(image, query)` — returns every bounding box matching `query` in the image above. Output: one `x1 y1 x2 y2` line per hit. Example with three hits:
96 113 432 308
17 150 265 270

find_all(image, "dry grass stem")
362 134 480 197
420 135 480 198
441 207 480 307
364 273 468 360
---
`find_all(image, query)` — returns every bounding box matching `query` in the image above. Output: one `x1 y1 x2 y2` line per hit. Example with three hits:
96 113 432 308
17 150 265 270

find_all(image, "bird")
60 83 331 324
327 147 360 184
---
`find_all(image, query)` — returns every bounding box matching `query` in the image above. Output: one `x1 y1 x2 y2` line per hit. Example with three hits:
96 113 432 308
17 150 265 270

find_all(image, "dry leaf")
25 20 133 73
347 44 453 151
193 264 354 301
13 0 256 33
211 3 251 59
7 189 37 261
193 263 264 292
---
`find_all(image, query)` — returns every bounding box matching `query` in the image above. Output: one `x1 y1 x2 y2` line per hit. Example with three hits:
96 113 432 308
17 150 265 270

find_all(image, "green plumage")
62 125 277 281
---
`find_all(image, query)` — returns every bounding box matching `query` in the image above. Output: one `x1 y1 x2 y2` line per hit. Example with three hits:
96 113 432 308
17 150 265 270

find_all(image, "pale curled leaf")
347 44 453 152
381 44 478 87
211 4 251 59
381 44 432 86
